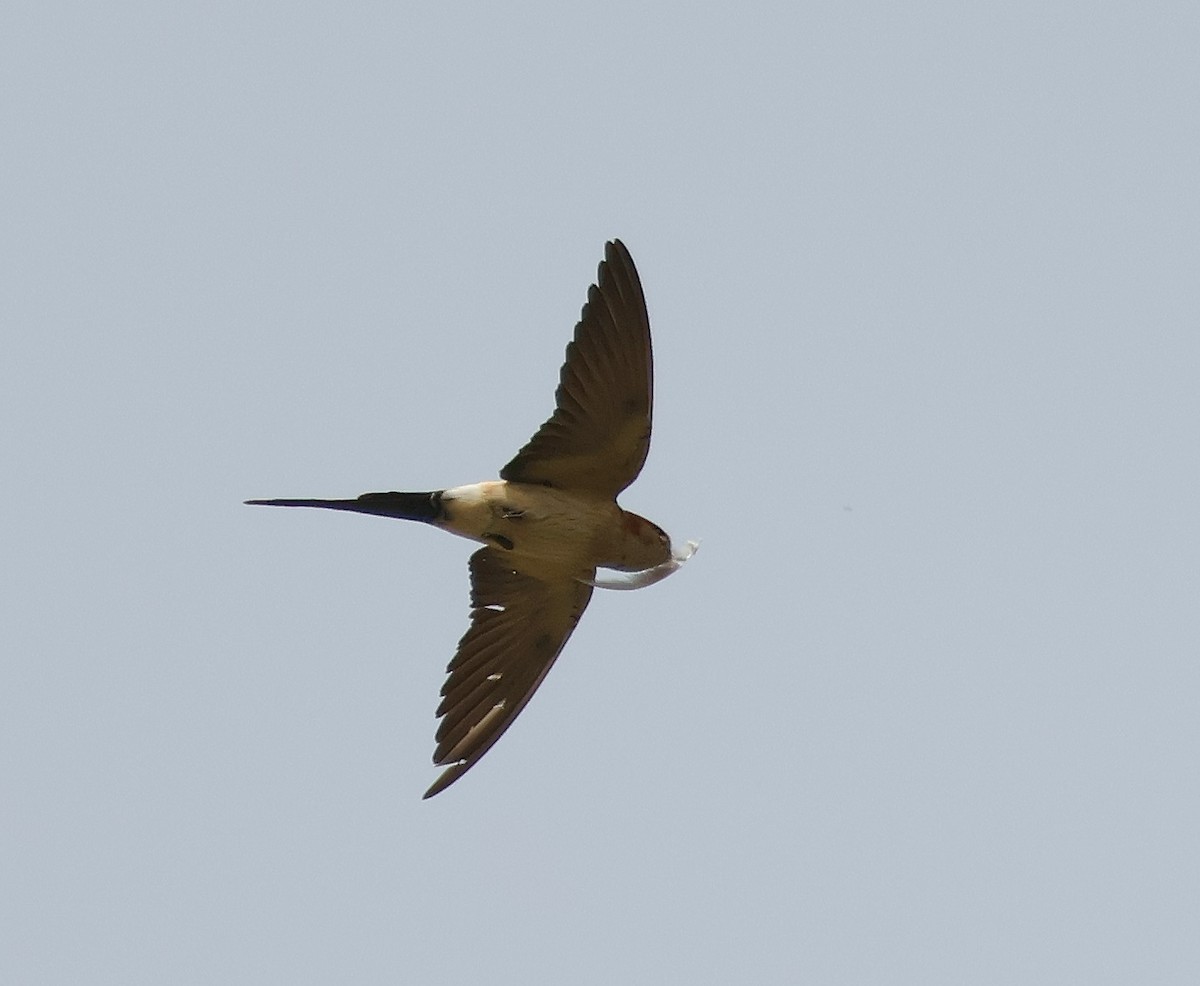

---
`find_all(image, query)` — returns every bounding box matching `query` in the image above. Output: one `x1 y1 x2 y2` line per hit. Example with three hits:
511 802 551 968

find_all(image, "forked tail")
244 491 445 523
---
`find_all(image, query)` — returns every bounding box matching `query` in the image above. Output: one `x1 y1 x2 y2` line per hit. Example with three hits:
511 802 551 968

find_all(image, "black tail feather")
244 491 444 523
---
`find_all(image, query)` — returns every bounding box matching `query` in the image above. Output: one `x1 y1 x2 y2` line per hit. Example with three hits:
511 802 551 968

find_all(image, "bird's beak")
582 539 699 590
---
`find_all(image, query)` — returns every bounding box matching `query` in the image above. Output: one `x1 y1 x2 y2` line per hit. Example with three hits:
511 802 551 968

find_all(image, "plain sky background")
4 2 1198 983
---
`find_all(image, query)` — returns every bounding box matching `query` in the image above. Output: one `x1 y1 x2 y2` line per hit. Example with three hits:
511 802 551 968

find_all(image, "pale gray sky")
4 3 1199 983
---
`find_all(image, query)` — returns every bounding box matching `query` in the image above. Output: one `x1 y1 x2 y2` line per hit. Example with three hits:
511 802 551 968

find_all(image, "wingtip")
605 238 631 263
422 761 469 800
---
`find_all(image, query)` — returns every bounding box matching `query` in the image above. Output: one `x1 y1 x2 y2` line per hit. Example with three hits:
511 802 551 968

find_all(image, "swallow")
247 240 695 798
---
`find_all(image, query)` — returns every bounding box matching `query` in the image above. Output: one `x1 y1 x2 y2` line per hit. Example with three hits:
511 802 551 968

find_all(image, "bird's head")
617 511 673 571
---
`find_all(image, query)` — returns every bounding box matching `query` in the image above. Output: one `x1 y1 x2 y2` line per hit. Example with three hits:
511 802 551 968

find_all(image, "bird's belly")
439 481 617 570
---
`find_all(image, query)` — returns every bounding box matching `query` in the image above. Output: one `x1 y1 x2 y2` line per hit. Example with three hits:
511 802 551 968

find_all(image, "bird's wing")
500 239 653 498
423 547 595 798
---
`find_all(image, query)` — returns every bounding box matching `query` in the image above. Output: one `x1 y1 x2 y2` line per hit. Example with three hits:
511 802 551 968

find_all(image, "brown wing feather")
423 547 594 798
500 239 653 497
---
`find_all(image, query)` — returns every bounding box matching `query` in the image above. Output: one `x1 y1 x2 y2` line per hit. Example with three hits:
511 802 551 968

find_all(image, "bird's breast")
439 481 621 572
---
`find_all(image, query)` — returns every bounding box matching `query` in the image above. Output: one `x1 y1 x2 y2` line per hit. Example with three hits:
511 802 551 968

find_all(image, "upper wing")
500 239 653 498
423 547 595 798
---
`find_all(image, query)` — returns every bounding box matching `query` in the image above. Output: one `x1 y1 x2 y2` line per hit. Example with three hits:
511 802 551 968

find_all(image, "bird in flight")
247 240 696 798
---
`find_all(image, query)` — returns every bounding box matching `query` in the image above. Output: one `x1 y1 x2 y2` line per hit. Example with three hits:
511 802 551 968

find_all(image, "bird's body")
259 482 669 578
247 240 692 797
439 480 672 575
